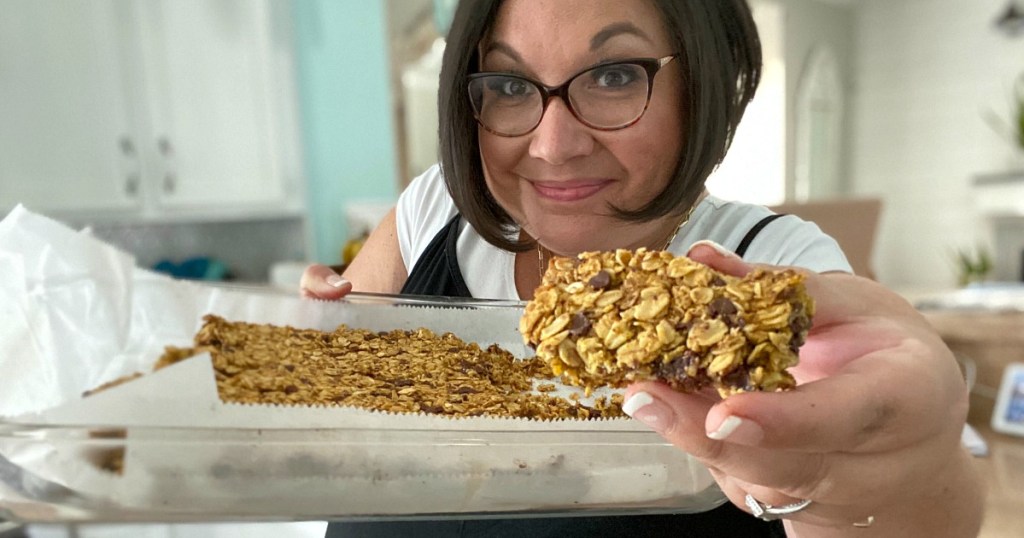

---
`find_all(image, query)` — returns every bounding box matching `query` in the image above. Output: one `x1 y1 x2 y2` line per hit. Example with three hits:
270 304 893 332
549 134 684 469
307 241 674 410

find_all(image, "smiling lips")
529 178 612 202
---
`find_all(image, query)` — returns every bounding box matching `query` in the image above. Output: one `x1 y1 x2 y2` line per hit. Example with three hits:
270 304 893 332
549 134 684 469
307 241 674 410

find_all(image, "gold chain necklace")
536 203 697 282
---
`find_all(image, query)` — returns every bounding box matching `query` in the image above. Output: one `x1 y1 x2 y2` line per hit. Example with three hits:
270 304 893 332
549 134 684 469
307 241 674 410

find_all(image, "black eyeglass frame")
467 54 679 137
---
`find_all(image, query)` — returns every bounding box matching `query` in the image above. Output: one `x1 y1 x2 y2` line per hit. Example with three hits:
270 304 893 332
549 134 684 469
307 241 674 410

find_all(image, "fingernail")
707 415 764 445
326 274 348 288
623 391 674 433
690 240 740 259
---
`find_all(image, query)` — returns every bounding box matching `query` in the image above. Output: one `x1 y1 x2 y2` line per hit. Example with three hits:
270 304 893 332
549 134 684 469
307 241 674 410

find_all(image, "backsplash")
75 217 309 283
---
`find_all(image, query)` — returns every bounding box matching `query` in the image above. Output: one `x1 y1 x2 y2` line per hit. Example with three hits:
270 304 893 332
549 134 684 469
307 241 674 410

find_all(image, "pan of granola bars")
0 206 731 523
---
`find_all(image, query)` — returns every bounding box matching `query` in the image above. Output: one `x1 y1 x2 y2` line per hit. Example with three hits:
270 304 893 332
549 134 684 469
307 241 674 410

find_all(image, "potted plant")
984 72 1024 167
953 246 993 287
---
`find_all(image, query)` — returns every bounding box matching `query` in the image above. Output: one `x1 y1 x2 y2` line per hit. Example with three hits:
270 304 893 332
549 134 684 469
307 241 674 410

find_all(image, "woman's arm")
623 243 984 537
300 208 408 299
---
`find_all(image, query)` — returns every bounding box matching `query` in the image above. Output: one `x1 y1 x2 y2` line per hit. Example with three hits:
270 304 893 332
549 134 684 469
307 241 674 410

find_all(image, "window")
705 0 786 206
794 45 844 201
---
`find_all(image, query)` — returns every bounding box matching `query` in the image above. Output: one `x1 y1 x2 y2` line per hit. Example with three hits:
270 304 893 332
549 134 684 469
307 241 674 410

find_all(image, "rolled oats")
520 249 814 397
154 315 624 420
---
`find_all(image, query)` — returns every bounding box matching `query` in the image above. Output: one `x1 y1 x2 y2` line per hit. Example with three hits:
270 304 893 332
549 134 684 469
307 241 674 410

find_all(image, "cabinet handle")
125 174 140 197
119 136 141 199
157 137 176 195
158 137 174 156
163 173 176 194
119 136 136 157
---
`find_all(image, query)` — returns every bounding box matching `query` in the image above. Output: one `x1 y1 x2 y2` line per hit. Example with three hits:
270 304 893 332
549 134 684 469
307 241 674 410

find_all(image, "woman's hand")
298 208 407 299
299 264 352 300
623 242 984 537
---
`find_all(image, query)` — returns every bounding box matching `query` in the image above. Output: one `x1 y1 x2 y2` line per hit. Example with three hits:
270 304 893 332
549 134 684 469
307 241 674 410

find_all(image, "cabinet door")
135 0 288 209
0 0 143 215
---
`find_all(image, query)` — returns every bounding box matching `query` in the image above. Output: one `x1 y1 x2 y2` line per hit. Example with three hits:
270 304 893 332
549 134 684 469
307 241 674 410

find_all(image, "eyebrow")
482 41 522 63
482 21 653 65
590 22 652 50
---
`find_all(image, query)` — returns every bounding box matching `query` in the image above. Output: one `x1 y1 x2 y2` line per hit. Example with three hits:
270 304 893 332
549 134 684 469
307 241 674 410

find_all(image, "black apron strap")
399 214 472 298
735 214 787 259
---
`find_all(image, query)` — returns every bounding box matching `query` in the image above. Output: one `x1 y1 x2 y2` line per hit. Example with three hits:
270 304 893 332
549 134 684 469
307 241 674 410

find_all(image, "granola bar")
519 249 814 397
156 315 624 419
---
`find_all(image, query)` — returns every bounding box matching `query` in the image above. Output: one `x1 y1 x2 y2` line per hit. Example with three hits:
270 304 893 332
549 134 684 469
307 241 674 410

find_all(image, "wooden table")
922 311 1024 537
971 424 1024 538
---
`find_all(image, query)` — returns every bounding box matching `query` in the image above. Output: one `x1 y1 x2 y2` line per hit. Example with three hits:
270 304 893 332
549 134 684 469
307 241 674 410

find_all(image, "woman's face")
478 0 684 255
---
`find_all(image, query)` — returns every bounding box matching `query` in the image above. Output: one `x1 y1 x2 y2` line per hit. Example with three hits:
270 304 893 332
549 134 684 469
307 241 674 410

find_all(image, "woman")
303 0 983 536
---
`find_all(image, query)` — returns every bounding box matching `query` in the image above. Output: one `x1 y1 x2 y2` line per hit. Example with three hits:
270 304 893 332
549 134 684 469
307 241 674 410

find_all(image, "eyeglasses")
467 54 678 137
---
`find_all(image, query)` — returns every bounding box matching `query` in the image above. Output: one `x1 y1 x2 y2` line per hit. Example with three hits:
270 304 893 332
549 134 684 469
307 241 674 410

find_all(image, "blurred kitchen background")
1 0 1023 294
3 2 1024 538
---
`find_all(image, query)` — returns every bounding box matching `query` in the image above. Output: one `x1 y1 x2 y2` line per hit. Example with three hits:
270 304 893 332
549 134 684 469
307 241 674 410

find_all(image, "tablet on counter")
993 362 1024 437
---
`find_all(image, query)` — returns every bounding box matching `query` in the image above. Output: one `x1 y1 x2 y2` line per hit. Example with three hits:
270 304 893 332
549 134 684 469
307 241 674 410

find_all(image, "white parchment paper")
0 205 723 520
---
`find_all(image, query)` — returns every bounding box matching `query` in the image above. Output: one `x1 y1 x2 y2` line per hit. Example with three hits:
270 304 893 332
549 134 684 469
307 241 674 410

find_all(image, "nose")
528 97 594 165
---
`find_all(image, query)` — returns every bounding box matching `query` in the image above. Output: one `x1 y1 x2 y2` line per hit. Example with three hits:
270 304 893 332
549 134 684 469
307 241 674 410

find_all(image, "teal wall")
291 0 398 264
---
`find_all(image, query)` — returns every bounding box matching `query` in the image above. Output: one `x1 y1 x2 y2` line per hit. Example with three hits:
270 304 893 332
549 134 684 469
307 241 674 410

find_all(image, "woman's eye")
590 66 640 88
487 77 533 97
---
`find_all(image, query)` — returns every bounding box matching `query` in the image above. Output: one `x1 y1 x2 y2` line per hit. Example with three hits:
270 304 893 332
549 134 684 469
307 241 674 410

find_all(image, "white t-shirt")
396 164 851 300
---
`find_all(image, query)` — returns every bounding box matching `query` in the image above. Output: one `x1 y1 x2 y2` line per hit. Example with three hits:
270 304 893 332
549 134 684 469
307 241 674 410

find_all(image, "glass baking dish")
0 420 726 523
0 208 727 523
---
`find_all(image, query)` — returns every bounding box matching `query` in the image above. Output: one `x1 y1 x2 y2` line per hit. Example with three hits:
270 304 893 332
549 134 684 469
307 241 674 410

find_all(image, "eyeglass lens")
468 62 652 136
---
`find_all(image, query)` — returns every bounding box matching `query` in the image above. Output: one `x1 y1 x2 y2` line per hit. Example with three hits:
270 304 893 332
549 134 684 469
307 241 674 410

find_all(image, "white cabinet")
0 1 142 214
0 0 304 221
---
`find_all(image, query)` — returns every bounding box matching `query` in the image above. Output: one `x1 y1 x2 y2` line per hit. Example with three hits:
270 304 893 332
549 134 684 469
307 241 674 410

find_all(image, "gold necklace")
536 202 698 282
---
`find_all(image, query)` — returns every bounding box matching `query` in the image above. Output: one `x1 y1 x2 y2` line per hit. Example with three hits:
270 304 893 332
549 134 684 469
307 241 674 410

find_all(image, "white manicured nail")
623 392 655 417
707 415 764 445
326 274 348 288
708 415 744 440
690 240 740 259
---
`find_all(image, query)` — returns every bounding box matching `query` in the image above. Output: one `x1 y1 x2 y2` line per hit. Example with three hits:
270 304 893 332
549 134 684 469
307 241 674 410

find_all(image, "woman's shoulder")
399 164 454 214
699 195 775 224
395 164 458 269
688 195 852 273
688 195 778 244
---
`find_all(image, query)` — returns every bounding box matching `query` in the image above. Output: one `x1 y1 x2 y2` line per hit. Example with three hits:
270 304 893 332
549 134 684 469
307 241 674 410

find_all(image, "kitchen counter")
922 310 1024 425
921 310 1024 537
972 424 1024 538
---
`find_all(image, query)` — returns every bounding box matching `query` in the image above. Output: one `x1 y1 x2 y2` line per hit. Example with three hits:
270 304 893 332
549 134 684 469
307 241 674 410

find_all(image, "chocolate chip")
284 385 299 394
459 359 487 376
284 364 295 372
568 312 592 337
454 386 477 394
709 296 738 318
588 270 612 289
656 351 700 387
789 305 811 339
709 296 742 327
392 378 414 387
722 368 752 391
710 276 726 287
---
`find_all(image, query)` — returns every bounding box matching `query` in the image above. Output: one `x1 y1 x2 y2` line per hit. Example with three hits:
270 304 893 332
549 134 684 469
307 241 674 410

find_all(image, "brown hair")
437 0 762 252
